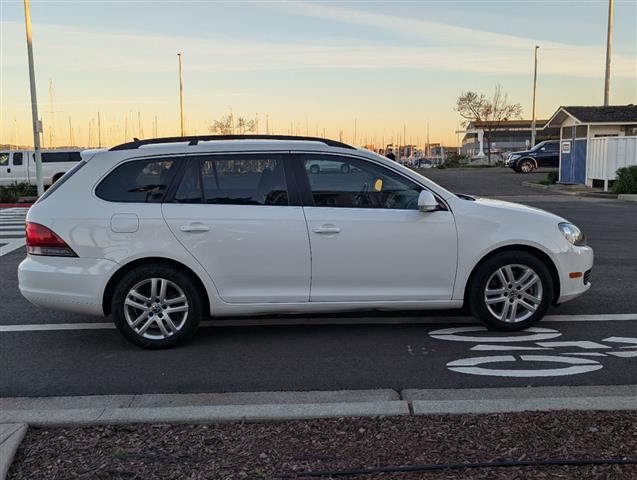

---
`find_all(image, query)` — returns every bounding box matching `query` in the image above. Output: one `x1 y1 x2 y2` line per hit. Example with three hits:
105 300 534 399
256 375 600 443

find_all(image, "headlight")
509 154 521 160
559 222 586 246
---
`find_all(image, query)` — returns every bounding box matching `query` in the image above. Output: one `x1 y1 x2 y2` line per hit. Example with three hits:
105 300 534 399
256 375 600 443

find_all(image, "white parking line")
1 313 637 333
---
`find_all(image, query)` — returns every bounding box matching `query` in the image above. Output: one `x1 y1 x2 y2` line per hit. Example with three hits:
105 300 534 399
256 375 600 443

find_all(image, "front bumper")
555 245 594 304
18 255 118 316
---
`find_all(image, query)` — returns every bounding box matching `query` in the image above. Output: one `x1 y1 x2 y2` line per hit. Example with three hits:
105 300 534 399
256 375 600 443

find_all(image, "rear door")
162 153 311 304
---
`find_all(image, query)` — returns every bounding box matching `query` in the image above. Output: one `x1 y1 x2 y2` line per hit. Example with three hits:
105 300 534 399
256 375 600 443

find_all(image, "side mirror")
418 190 438 212
540 147 546 152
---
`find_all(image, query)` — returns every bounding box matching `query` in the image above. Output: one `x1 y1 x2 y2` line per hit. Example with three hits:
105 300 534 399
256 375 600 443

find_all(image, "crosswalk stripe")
0 208 27 257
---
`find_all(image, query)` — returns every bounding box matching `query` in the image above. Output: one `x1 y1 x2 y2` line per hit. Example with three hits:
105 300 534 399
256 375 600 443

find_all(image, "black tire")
469 251 553 331
309 164 320 174
518 159 535 174
52 173 64 184
340 164 351 174
111 264 203 348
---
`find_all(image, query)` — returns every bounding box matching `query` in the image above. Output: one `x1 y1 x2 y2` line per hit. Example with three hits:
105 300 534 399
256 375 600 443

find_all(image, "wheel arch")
463 244 561 308
102 257 211 316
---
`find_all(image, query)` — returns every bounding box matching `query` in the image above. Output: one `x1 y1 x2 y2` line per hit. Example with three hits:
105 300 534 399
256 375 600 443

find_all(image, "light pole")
178 52 184 136
604 0 614 106
23 0 44 196
531 45 539 147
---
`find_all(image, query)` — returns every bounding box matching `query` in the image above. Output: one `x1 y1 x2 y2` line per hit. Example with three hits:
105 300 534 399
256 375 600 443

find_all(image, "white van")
0 149 83 187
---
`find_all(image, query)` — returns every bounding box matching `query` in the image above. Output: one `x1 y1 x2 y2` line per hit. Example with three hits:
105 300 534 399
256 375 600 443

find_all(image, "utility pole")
603 0 614 105
23 0 44 196
353 118 357 145
178 52 184 136
97 112 102 148
531 45 539 147
48 78 54 148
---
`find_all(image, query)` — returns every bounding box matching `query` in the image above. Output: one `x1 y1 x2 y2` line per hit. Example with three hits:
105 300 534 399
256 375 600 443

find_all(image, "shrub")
612 165 637 194
0 182 37 203
547 171 559 184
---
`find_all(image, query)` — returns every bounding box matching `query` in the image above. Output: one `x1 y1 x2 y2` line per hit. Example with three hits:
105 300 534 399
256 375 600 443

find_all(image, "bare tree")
209 114 256 135
456 84 523 164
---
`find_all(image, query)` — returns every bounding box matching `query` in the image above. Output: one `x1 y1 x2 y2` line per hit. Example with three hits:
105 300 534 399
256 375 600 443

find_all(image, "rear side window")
42 151 82 163
96 158 179 203
174 155 289 206
13 153 23 165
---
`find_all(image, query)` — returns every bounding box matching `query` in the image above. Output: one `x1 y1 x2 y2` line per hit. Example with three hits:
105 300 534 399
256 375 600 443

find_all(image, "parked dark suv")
506 140 559 173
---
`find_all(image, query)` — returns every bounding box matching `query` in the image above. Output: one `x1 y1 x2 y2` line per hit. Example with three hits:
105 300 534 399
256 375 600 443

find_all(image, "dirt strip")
8 410 637 479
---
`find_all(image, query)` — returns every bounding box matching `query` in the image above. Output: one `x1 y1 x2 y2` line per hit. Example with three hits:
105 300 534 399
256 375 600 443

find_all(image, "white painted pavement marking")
2 313 637 333
432 325 637 378
446 354 603 377
0 207 27 257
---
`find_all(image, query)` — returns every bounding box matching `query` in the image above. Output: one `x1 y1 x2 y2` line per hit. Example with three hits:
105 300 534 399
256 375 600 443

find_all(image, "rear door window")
174 155 290 206
13 153 23 166
96 158 180 203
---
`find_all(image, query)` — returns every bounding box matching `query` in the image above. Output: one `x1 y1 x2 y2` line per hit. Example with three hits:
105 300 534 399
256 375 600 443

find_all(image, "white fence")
587 136 637 190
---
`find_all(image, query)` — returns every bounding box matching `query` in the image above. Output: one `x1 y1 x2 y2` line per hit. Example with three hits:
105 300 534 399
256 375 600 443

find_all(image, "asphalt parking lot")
1 167 636 397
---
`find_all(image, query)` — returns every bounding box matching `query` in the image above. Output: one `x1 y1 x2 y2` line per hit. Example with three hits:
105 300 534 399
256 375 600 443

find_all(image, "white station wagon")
18 136 593 348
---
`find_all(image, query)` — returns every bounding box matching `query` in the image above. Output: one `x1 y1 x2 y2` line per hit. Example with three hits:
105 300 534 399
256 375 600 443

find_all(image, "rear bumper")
18 255 117 316
555 245 594 304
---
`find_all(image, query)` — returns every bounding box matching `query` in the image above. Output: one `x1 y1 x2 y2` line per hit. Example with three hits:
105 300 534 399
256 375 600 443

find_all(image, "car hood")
509 150 533 156
470 196 565 222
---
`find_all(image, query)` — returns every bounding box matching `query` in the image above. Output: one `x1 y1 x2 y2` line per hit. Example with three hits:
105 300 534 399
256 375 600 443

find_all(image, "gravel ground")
9 411 637 480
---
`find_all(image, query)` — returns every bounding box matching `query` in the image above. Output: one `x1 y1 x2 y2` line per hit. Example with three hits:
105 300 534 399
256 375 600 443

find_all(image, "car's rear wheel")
469 251 553 331
111 265 202 348
518 159 535 173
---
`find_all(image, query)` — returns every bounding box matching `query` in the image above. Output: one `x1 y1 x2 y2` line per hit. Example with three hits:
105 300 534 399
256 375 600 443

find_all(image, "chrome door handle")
180 223 209 233
312 224 341 234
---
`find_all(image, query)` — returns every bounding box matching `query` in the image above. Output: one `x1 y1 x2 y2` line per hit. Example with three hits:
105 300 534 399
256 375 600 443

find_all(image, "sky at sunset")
1 0 636 148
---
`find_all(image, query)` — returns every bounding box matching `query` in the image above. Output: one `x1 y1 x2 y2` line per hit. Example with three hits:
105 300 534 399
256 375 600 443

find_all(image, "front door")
297 154 458 302
162 153 311 304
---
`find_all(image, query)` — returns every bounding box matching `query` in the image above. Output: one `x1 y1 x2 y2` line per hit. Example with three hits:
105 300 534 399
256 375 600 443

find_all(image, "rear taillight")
25 222 77 257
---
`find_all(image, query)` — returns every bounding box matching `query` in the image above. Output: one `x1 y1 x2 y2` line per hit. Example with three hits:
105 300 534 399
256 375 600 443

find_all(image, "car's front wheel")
518 159 535 173
111 265 203 348
469 251 553 331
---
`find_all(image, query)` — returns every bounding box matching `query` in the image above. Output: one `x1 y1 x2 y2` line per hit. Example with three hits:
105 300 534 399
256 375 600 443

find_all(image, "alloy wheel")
484 264 543 323
123 277 189 340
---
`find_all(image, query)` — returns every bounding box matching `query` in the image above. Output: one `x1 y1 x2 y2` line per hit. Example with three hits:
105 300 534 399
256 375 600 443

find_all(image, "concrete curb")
403 385 637 414
0 424 27 480
0 390 408 427
522 181 618 199
0 402 410 427
618 194 637 202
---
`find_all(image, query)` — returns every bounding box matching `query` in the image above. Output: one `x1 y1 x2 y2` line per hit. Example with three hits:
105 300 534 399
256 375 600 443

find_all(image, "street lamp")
23 0 44 196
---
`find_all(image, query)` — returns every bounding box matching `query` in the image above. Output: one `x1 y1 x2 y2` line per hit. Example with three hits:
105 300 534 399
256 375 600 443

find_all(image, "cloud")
1 15 635 78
